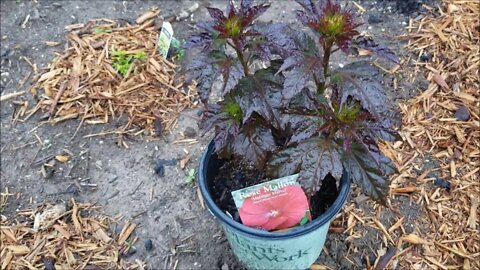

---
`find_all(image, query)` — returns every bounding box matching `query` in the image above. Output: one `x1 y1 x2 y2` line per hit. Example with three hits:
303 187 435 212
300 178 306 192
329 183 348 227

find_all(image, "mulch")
316 1 479 269
14 8 196 141
0 195 143 269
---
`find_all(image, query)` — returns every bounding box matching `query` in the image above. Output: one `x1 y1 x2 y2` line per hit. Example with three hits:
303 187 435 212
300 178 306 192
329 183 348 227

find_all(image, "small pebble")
420 52 431 62
454 105 470 121
125 248 137 257
434 177 451 191
154 118 162 137
145 239 153 251
42 257 56 270
184 127 197 138
221 263 229 270
368 14 384 24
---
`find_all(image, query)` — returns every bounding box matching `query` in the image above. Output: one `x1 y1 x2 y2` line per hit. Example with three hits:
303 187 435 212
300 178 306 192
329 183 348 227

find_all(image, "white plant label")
158 22 173 58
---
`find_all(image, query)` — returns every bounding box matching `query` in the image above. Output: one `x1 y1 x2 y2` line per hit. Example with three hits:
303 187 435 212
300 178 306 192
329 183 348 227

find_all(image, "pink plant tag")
231 174 311 231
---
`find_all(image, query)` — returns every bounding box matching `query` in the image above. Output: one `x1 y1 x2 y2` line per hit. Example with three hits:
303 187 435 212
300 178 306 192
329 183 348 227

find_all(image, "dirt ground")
1 0 433 269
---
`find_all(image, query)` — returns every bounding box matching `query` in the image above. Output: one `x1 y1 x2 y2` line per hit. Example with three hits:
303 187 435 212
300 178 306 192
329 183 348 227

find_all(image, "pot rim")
199 141 351 239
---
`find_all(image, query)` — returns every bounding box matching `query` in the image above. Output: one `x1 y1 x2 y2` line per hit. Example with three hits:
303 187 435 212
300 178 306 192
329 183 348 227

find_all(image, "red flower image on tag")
238 185 310 231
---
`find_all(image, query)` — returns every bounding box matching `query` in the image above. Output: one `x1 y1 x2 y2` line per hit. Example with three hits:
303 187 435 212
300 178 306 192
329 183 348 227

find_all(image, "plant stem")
318 39 335 95
227 40 249 76
235 47 250 76
322 39 334 79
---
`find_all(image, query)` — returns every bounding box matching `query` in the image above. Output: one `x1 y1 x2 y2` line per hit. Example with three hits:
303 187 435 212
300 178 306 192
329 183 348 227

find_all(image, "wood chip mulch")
25 11 196 138
388 1 479 268
0 196 143 270
320 1 479 269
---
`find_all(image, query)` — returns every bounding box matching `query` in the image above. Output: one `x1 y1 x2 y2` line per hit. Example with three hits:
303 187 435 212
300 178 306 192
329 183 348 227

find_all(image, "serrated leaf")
283 56 323 101
220 60 244 95
295 0 319 14
200 103 240 158
352 36 400 64
206 7 226 21
184 33 213 51
185 56 219 103
214 119 239 159
337 63 387 119
295 10 318 29
289 117 319 144
278 32 323 101
342 143 394 204
186 51 245 103
241 3 271 26
233 121 276 168
232 67 283 128
336 62 401 141
267 138 343 194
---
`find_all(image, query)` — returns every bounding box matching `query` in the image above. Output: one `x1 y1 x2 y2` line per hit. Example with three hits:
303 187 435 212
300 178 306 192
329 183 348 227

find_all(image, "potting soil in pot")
211 159 339 227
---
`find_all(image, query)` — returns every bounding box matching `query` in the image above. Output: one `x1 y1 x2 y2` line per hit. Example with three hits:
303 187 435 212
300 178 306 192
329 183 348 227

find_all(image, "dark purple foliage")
185 0 400 204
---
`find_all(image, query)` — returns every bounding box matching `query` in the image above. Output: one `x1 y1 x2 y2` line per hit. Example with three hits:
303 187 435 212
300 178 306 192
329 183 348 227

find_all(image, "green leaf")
185 168 196 183
134 51 146 60
299 211 309 226
94 27 112 33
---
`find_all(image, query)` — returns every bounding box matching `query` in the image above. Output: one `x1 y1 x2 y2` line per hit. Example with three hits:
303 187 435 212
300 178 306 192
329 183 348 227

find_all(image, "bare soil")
1 0 434 269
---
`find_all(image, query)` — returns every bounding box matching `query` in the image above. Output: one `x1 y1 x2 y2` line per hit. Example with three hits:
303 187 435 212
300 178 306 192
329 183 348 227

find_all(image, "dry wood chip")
117 222 136 244
392 1 480 268
467 196 478 230
373 219 394 244
432 73 449 90
402 234 430 245
55 155 70 163
0 199 142 269
45 41 60 46
136 8 160 24
6 245 30 255
29 18 197 138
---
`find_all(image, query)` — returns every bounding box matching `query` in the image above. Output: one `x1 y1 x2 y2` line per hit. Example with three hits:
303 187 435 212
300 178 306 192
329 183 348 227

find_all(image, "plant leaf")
342 142 394 204
295 10 319 29
186 51 245 103
241 3 271 26
185 55 219 103
352 36 400 64
206 7 226 21
278 32 323 101
294 0 319 14
213 118 239 159
233 121 276 168
267 138 343 194
201 103 240 158
337 62 387 119
336 62 401 141
232 67 283 128
219 58 245 95
289 117 319 144
184 33 213 51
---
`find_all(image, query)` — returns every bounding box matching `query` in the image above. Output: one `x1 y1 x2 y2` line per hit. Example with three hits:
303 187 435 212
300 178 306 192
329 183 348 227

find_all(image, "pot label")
231 174 311 231
158 22 173 58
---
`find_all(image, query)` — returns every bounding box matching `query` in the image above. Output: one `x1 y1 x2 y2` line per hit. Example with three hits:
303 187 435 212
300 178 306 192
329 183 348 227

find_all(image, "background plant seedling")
111 51 147 77
185 168 196 183
94 27 112 33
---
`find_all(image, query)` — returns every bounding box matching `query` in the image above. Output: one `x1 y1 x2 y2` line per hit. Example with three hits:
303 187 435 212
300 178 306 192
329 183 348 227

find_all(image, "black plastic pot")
198 141 351 269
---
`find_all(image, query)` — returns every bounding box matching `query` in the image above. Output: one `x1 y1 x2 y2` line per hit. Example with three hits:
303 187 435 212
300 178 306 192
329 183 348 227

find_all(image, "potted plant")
185 0 400 269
